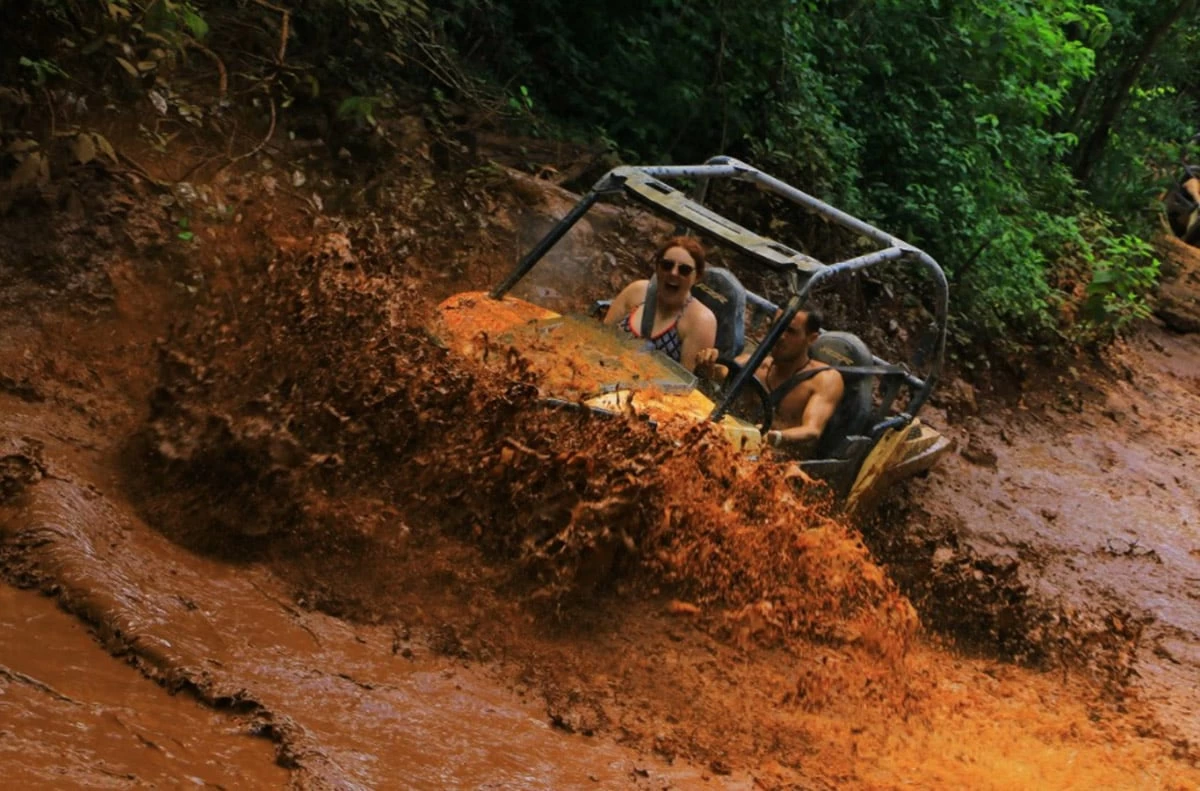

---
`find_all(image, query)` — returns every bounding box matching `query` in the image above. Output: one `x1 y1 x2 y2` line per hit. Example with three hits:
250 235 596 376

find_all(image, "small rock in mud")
429 623 470 659
545 687 606 736
932 377 978 417
0 442 46 502
960 434 998 468
708 758 732 776
0 374 44 402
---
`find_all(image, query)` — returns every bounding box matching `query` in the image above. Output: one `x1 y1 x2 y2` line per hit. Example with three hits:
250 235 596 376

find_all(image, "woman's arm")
678 304 717 372
603 280 648 326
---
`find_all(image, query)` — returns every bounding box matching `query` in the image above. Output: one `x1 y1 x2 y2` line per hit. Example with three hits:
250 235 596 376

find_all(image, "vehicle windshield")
496 314 697 399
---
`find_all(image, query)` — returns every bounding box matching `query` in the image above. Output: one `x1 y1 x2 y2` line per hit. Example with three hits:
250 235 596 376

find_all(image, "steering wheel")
699 356 774 435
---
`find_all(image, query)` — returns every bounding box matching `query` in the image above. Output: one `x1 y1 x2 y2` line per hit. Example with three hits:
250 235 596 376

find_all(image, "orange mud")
2 131 1200 789
437 292 698 401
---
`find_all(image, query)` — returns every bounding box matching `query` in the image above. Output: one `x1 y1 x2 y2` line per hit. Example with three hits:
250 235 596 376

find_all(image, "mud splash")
133 230 915 657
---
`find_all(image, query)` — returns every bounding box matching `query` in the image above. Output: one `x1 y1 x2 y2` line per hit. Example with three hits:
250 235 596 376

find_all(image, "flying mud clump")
133 230 917 656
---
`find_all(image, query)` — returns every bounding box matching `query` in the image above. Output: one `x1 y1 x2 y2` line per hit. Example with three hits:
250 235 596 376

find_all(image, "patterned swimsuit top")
618 295 691 362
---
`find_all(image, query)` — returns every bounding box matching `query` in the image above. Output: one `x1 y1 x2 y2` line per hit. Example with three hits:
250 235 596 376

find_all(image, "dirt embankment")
1156 235 1200 332
3 112 1200 788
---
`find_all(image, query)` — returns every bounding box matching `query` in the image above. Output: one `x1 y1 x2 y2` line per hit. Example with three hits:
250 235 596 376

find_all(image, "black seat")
690 267 747 358
808 331 875 458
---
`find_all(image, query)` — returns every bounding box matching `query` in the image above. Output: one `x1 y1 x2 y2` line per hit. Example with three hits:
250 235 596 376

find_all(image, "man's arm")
767 370 844 451
1185 177 1200 205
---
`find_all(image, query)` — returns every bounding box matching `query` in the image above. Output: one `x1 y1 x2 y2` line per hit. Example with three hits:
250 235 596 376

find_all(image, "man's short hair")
776 308 824 335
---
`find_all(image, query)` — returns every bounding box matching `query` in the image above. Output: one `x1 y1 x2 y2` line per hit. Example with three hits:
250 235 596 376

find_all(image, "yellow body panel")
845 419 950 513
586 389 763 452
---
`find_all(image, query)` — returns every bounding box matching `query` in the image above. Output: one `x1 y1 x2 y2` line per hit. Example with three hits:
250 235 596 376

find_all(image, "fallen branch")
192 95 279 183
503 436 551 461
216 95 276 173
236 95 275 160
115 149 169 189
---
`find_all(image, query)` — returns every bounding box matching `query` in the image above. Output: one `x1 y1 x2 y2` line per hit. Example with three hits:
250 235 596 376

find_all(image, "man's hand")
695 347 723 380
764 427 820 454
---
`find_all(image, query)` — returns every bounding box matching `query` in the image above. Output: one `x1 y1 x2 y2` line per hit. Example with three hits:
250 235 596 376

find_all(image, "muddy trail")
883 237 1200 745
2 129 1199 789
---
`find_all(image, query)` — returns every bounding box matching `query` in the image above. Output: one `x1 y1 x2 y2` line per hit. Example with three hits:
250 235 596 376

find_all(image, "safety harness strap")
769 363 909 407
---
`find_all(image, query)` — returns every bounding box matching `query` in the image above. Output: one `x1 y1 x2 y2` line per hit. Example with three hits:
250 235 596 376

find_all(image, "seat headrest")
809 331 875 457
690 267 747 358
810 331 873 368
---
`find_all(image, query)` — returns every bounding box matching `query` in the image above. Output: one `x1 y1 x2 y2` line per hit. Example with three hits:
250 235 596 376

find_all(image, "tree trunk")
1073 0 1198 184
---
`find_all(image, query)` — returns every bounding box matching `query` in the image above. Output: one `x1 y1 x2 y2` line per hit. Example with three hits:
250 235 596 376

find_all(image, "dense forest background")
2 0 1197 354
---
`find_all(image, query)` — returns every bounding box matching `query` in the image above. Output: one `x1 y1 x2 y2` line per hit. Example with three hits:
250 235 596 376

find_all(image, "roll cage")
489 156 949 447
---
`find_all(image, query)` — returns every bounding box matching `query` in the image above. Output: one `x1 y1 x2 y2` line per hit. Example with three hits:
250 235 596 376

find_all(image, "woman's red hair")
655 236 706 277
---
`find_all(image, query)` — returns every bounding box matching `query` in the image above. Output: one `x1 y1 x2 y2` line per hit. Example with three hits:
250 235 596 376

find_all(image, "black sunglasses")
658 257 695 277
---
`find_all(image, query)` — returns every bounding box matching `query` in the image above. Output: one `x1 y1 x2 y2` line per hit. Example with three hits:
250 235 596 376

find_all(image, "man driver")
696 309 844 457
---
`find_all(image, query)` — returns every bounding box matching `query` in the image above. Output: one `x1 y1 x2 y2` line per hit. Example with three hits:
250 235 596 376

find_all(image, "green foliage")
508 84 533 114
295 0 429 97
1064 1 1197 217
1082 233 1160 333
177 216 195 243
833 1 1105 338
18 57 67 86
337 96 385 127
143 1 209 41
431 0 1183 350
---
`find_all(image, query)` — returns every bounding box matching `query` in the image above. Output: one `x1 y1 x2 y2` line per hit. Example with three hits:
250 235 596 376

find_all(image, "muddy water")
909 324 1200 744
4 366 1200 790
1 583 287 788
1 458 745 789
8 408 1194 791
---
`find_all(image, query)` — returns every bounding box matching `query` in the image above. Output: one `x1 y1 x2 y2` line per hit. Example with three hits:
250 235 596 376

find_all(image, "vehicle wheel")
699 357 774 434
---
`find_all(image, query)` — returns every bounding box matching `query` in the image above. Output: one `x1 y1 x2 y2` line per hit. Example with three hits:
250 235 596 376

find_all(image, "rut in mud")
3 123 1200 788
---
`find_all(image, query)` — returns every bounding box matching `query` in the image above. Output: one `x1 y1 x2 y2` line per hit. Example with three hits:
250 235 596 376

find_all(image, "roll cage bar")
489 156 949 432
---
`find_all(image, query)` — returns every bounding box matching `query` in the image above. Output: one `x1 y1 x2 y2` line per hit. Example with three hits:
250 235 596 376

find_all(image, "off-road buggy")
436 157 951 511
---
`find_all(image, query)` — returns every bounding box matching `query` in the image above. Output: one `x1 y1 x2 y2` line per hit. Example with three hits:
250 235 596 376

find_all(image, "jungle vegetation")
3 0 1197 353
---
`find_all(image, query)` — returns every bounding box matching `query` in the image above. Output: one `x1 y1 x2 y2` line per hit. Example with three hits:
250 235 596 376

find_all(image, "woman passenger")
603 236 717 372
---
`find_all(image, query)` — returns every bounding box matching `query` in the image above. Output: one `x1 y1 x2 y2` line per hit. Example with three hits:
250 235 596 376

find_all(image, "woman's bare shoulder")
625 279 651 296
684 296 717 326
612 279 650 302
